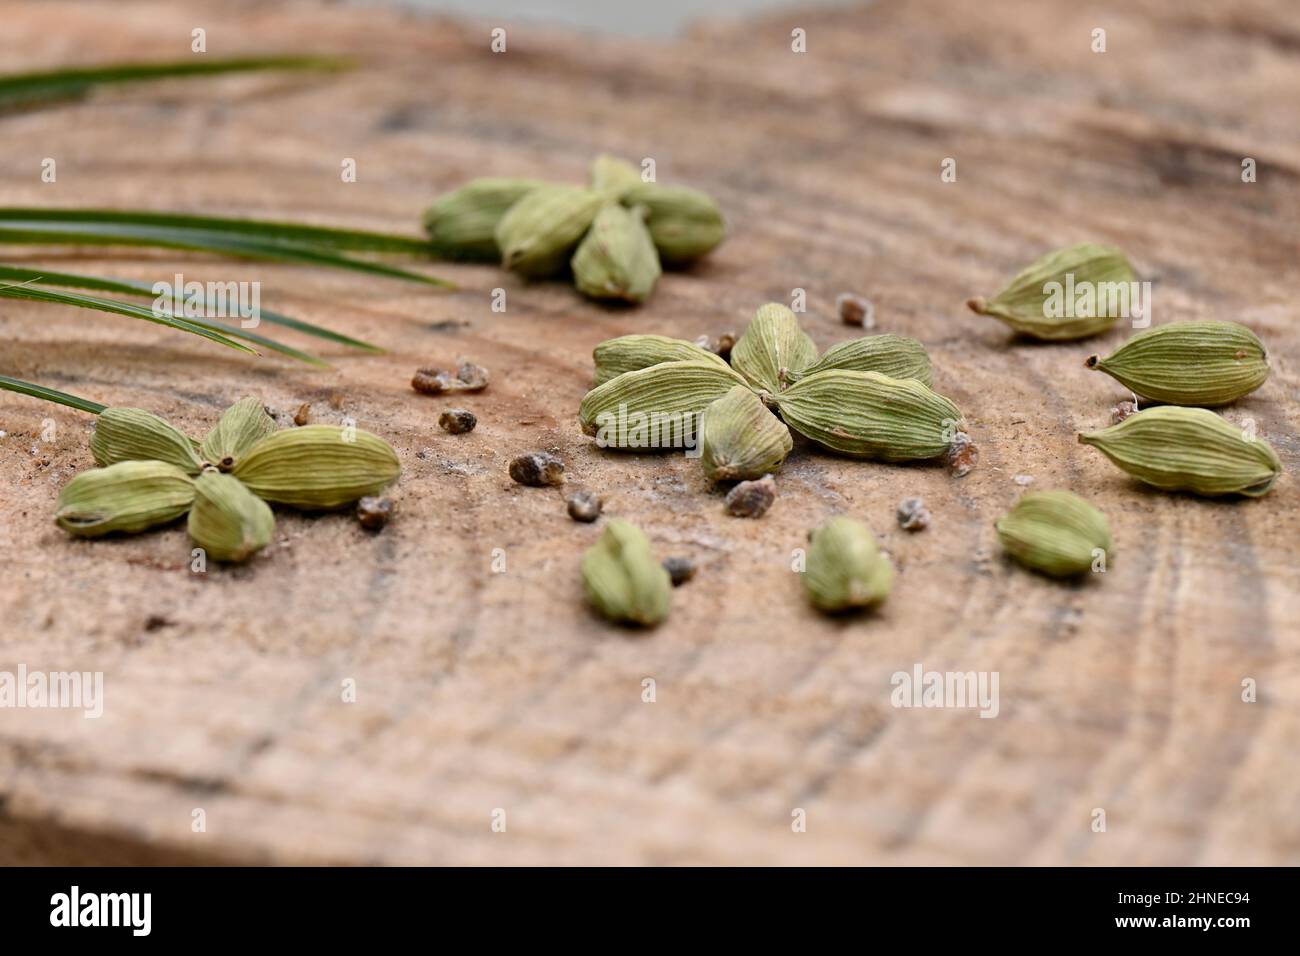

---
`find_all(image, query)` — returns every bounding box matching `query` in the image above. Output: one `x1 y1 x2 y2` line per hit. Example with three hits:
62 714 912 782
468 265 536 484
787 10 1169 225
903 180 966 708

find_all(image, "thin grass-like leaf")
0 375 105 414
0 56 353 113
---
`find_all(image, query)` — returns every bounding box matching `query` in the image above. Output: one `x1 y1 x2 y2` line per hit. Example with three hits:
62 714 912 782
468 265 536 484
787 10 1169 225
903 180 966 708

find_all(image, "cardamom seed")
199 396 277 471
592 333 731 386
91 407 202 475
589 154 643 198
570 202 662 303
187 470 274 562
968 243 1137 340
700 385 793 482
621 182 725 264
787 333 933 387
581 518 672 626
1085 320 1269 406
579 359 748 448
724 474 776 518
55 460 195 537
730 302 818 395
422 177 542 260
774 370 965 462
495 184 604 278
804 517 894 612
1078 405 1281 497
233 425 401 509
509 452 565 487
995 490 1112 578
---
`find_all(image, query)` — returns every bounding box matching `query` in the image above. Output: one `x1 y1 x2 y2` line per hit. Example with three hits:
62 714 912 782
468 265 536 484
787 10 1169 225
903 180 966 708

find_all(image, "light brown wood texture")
1 0 1298 866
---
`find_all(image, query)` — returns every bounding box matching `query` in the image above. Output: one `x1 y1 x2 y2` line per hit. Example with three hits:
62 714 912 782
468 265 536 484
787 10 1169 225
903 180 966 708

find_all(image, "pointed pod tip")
1084 354 1100 369
966 297 987 315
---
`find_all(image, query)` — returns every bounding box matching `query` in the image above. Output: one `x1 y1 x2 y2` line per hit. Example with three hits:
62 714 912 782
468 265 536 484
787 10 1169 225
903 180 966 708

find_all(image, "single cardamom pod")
592 333 731 386
55 460 196 537
1079 406 1281 497
233 425 401 509
730 302 818 395
995 490 1112 578
187 470 275 562
700 385 793 482
787 334 933 387
495 184 604 278
590 154 643 198
581 518 672 626
91 407 202 475
578 359 748 448
1085 320 1269 406
774 370 965 462
968 242 1137 340
621 182 725 264
199 396 277 471
804 517 894 612
570 202 663 303
422 177 542 260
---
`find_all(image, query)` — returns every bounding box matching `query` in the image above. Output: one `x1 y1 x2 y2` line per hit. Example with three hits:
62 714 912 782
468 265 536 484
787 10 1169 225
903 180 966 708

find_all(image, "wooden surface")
1 0 1298 865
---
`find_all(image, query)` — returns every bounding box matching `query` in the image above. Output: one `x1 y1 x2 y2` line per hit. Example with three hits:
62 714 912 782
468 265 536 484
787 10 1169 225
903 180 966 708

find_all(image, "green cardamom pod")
590 154 643 198
188 470 275 562
579 359 748 448
570 202 662 303
495 184 604 278
700 385 793 481
804 517 894 612
621 182 725 264
995 490 1112 578
581 518 672 626
592 333 731 386
233 424 401 509
91 407 202 474
1085 320 1269 406
1079 405 1281 497
730 302 818 395
199 397 277 470
55 460 196 537
787 334 933 387
422 177 542 260
968 243 1138 340
774 370 964 461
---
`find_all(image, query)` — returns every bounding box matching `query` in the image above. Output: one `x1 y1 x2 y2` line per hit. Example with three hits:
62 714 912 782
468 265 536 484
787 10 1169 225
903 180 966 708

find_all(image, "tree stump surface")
1 0 1297 865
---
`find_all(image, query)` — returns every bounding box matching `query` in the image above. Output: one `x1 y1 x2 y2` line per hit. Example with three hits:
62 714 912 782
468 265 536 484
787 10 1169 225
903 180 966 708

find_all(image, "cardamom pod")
495 184 604 278
774 370 964 461
233 425 401 509
579 359 748 448
995 490 1112 578
1085 320 1269 406
199 397 277 470
968 243 1137 340
730 302 818 395
621 182 725 264
55 460 196 537
804 517 894 612
1079 406 1281 497
592 333 731 386
570 202 662 303
91 407 202 475
581 518 672 626
590 154 643 198
187 470 275 562
422 177 542 260
787 333 933 387
700 385 793 482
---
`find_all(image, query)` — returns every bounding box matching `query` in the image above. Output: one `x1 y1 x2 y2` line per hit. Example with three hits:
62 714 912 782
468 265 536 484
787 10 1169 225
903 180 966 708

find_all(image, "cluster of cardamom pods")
55 398 401 562
579 302 969 481
422 155 724 303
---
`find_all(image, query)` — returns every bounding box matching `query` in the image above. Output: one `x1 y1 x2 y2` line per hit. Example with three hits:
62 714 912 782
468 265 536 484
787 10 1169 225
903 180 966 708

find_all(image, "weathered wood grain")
1 0 1297 865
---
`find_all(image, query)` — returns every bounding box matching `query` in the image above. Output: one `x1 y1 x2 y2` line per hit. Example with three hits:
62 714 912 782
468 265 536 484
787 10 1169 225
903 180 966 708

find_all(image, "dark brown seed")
724 474 776 518
456 361 490 390
412 368 454 395
439 409 477 434
510 452 565 487
1110 400 1138 424
897 497 931 532
836 292 874 327
945 431 979 478
695 331 738 361
293 403 311 426
357 496 394 531
565 489 601 522
412 360 490 396
662 556 696 586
